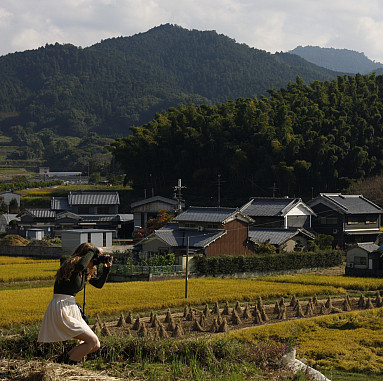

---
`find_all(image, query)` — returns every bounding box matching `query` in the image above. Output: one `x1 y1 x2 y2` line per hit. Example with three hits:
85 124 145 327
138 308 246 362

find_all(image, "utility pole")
271 182 278 198
185 235 189 299
217 174 221 208
216 174 225 208
149 173 154 197
173 179 186 213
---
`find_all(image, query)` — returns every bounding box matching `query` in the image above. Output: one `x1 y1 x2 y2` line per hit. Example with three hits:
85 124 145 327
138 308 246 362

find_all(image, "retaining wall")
0 245 132 259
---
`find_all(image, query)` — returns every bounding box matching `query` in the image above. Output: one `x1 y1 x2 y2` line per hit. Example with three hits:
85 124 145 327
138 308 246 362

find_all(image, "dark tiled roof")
173 207 238 223
131 196 179 208
78 215 117 222
240 197 301 217
311 193 382 214
51 197 70 211
25 209 56 219
248 228 314 246
153 228 226 248
68 192 120 206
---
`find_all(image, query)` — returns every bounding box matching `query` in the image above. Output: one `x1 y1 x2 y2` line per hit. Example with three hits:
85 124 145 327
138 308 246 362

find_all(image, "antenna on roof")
173 179 186 213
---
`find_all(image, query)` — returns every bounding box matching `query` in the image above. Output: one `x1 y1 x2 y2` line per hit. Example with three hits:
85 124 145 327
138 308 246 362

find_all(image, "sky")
1 0 383 62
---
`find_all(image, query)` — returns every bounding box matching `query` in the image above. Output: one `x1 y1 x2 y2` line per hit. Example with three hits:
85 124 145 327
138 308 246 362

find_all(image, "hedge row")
193 251 343 275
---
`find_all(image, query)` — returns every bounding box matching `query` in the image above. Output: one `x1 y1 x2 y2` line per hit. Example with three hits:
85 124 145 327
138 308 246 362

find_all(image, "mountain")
0 24 342 138
290 45 383 74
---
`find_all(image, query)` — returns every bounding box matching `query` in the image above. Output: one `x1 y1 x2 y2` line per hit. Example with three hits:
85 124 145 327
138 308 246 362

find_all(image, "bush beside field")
194 251 343 275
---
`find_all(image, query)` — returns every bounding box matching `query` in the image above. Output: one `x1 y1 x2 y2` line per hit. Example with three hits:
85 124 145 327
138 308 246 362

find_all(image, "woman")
38 242 113 364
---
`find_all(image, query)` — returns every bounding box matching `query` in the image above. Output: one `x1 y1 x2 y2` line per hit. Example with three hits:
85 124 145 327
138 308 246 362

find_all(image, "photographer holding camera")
38 242 113 364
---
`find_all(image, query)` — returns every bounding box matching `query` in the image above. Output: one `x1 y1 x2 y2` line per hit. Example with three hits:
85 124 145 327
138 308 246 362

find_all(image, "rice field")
260 274 383 291
228 308 383 374
0 258 59 282
0 256 57 265
0 277 345 327
1 257 383 378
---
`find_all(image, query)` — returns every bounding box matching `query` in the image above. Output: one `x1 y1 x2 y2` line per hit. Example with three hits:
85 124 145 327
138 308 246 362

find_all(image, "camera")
93 255 111 265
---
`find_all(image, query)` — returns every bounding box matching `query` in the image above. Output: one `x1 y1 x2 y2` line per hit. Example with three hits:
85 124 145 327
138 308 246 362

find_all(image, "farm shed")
345 242 380 276
26 228 45 240
61 229 113 248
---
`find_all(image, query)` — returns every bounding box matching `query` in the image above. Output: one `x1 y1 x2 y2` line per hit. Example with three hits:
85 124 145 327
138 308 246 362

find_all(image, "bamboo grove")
110 74 383 201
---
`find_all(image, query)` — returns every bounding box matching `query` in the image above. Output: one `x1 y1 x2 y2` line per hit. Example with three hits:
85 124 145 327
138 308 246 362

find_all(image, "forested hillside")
110 74 383 203
290 46 383 74
0 24 340 141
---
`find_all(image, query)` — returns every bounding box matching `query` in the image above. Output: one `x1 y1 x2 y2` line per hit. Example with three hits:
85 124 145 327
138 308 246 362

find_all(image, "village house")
248 227 315 253
240 197 315 229
345 242 381 277
130 195 183 229
16 191 133 238
308 193 382 249
135 206 254 268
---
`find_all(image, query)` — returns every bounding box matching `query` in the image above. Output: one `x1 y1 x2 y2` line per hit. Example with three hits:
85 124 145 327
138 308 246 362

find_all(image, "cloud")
1 0 383 62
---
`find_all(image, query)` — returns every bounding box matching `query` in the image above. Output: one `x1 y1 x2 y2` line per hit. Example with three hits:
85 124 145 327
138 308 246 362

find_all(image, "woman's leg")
67 330 100 362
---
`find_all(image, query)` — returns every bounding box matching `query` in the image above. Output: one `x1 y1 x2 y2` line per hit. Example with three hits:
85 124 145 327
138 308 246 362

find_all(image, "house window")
347 216 359 225
354 256 367 265
87 232 91 243
207 224 218 229
103 232 107 247
366 216 377 224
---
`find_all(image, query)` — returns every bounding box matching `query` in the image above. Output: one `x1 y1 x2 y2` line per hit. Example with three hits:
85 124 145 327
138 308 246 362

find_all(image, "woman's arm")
74 248 99 272
89 265 111 288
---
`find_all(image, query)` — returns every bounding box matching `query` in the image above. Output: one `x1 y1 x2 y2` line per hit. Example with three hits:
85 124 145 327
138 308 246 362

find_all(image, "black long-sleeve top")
53 249 110 296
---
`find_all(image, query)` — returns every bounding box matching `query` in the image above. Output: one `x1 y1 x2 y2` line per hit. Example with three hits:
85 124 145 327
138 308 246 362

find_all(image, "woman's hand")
104 256 113 268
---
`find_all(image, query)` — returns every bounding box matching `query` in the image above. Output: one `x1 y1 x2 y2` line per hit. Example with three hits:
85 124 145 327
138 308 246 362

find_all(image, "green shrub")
193 251 343 275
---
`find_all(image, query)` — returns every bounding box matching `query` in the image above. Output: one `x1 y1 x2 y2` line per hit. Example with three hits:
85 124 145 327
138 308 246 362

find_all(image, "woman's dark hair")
56 243 97 282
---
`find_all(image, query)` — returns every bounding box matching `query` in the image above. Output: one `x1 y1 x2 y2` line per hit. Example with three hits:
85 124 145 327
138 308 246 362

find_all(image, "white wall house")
61 229 113 248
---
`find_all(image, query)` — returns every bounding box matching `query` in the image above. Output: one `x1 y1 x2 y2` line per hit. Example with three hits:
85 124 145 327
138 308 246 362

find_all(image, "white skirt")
38 294 93 343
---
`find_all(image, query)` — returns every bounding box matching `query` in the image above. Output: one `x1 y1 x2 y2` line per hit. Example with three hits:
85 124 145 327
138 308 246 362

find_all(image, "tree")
9 198 19 213
147 210 173 230
88 172 102 184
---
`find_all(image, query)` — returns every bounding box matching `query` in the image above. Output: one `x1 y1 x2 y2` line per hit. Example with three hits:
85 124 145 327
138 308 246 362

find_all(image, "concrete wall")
0 244 132 259
0 246 72 258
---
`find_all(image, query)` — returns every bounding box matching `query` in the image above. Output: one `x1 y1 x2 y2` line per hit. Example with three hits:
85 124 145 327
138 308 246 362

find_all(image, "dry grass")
0 358 126 380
